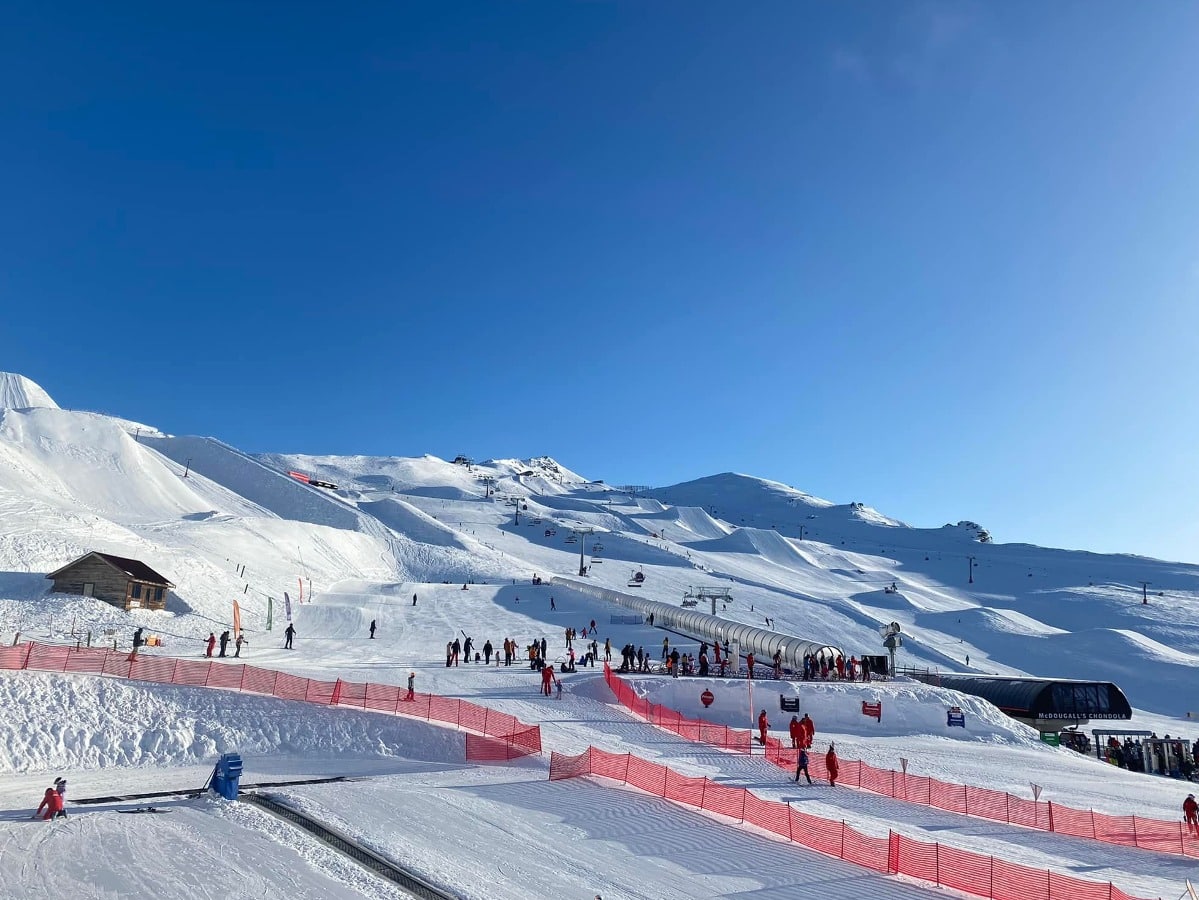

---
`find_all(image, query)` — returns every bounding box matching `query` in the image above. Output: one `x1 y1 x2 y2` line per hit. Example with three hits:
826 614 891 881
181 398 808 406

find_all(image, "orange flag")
232 600 241 640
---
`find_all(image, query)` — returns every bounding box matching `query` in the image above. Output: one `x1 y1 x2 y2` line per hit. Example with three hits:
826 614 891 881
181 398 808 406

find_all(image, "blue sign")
947 706 966 728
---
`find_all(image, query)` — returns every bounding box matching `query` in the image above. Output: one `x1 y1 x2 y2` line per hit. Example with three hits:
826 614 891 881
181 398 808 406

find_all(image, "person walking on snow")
662 636 669 660
826 744 840 786
406 672 415 701
463 636 474 662
789 715 802 749
235 632 245 658
284 624 296 650
483 640 493 665
205 633 216 658
747 652 756 679
369 619 376 639
795 748 813 784
412 593 417 606
800 713 815 749
541 664 556 696
218 630 230 658
550 596 556 611
1184 793 1198 835
757 709 769 746
555 677 563 700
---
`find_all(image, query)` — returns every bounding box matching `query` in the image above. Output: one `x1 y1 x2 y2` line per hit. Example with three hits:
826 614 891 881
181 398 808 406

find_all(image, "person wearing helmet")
1184 793 1198 835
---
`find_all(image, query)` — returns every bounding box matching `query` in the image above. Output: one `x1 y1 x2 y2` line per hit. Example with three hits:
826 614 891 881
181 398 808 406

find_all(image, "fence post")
22 641 34 669
887 830 899 874
1090 808 1097 839
840 820 846 859
1048 801 1055 833
331 679 342 706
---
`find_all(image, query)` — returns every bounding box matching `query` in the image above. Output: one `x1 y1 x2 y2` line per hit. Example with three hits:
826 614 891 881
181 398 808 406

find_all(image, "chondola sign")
1037 712 1128 720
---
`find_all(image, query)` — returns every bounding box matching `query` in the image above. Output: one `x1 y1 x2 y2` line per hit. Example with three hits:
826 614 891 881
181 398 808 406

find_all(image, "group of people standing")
205 630 249 658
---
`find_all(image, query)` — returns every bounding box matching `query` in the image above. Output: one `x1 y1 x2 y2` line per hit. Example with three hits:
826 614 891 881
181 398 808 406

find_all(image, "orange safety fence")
550 745 1158 900
604 665 1199 860
0 643 541 762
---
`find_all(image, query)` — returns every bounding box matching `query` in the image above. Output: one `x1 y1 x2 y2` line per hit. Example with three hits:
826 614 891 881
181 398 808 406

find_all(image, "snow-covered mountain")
0 371 1196 900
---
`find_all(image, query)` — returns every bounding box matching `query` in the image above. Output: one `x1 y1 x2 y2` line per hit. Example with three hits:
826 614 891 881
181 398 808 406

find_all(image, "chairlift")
592 542 604 552
565 536 578 544
627 569 645 588
533 517 542 524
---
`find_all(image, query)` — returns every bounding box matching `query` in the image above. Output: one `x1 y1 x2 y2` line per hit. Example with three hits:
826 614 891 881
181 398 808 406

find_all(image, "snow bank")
0 671 463 773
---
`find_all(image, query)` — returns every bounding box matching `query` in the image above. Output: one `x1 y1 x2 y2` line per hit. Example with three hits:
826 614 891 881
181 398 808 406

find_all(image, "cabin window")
154 587 164 601
130 583 142 600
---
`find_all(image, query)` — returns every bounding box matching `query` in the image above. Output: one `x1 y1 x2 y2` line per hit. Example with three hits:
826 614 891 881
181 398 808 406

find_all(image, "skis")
118 807 170 814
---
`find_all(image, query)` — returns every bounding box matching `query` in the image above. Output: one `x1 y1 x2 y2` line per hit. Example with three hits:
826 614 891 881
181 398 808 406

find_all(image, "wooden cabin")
46 552 174 611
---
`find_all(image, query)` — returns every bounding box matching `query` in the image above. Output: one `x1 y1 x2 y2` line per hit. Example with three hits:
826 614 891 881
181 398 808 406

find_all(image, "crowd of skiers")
204 630 249 658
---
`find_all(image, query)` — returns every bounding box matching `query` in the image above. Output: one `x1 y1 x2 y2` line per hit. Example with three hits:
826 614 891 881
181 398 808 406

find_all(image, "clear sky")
3 2 1198 563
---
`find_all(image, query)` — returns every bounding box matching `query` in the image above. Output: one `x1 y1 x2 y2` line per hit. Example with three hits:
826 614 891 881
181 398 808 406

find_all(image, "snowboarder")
826 744 840 786
369 620 376 639
218 630 230 658
757 709 769 746
34 785 64 820
789 715 802 749
284 624 296 650
205 633 216 658
1185 793 1198 835
406 672 415 701
795 748 812 784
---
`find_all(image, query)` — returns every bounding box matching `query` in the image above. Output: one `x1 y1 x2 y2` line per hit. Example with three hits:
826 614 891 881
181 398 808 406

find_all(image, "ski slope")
0 372 1196 899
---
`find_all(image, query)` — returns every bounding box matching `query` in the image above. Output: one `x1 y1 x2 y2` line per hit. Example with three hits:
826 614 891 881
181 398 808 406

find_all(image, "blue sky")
3 2 1198 562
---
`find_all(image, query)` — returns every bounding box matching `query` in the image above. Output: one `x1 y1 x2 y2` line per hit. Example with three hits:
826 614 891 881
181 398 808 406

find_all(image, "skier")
218 630 230 658
406 672 415 701
794 748 813 784
451 638 461 666
604 638 612 662
369 620 376 639
132 627 144 654
541 664 555 696
463 636 474 663
1185 793 1198 835
757 709 769 746
555 677 563 700
235 632 246 658
445 641 453 667
284 623 296 650
412 593 417 606
205 632 216 658
550 596 556 611
789 715 802 749
826 743 840 786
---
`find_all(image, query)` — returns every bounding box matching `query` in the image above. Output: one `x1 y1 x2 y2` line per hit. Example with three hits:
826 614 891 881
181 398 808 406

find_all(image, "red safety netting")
551 744 1160 900
603 665 1198 860
1 642 540 763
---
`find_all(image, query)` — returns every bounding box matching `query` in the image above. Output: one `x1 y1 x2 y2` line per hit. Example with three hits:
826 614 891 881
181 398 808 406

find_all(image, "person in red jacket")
1184 793 1198 835
757 709 769 745
799 713 815 749
746 653 755 679
34 786 64 820
826 743 840 786
540 664 555 696
835 655 846 680
205 633 216 658
788 715 802 749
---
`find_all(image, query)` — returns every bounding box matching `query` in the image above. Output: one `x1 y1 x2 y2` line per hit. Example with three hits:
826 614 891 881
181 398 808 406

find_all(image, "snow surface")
0 387 1196 899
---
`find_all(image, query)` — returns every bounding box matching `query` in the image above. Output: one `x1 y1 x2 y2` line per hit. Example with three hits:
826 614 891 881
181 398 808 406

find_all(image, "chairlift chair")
592 542 604 552
627 569 645 587
565 536 577 544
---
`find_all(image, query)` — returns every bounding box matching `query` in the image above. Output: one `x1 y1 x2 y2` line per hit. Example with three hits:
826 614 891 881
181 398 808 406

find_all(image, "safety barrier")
603 665 1198 859
550 745 1158 900
0 643 541 762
